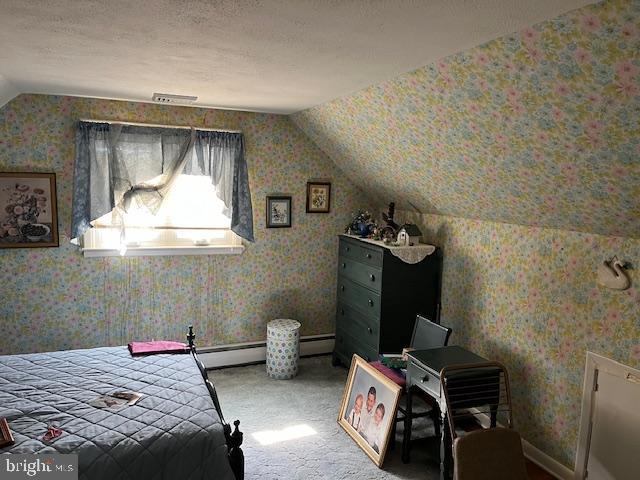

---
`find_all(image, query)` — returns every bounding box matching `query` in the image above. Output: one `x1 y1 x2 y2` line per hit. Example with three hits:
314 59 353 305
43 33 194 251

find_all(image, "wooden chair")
440 362 528 480
370 315 452 451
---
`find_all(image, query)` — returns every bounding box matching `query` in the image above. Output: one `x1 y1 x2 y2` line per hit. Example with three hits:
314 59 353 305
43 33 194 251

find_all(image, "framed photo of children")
0 172 59 248
305 181 331 213
338 355 401 467
266 195 292 228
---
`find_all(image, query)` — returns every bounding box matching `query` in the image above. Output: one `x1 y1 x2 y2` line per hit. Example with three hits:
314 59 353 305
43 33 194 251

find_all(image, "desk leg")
490 404 497 428
390 419 396 451
402 387 412 463
439 409 454 480
433 403 441 439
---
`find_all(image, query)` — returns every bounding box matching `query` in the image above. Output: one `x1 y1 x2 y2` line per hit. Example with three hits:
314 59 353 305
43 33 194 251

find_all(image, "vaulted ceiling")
0 0 591 113
292 0 640 238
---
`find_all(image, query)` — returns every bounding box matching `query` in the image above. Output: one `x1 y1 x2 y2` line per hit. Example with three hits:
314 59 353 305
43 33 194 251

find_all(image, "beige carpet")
210 356 441 480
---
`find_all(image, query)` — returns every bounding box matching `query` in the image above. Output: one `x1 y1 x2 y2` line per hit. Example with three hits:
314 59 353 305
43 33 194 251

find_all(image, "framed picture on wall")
266 195 292 228
306 181 331 213
338 355 401 467
0 172 59 248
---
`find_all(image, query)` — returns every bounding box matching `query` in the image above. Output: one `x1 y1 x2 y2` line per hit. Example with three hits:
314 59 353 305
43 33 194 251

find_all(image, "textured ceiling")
292 0 640 238
0 0 592 113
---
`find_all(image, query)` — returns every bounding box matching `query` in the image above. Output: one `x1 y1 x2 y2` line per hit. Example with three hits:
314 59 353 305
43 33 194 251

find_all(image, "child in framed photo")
338 355 401 467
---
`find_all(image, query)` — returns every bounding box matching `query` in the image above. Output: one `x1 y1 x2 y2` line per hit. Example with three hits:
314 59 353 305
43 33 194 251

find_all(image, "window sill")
82 245 245 257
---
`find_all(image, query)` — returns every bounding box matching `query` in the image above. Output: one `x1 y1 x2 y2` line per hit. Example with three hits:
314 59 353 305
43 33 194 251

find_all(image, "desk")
402 346 492 479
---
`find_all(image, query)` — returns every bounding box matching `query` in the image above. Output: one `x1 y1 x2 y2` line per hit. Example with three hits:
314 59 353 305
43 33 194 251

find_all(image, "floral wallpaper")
399 210 640 468
292 0 640 239
289 0 640 469
0 94 369 355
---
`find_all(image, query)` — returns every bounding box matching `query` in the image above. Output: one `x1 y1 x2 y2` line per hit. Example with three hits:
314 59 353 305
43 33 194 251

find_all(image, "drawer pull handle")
346 247 350 252
368 299 374 306
366 253 372 259
340 309 345 315
369 274 375 282
342 263 346 269
421 375 429 383
340 285 345 292
367 327 372 334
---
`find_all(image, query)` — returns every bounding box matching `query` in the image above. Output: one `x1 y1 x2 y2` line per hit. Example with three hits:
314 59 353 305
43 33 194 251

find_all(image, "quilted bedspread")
0 347 235 480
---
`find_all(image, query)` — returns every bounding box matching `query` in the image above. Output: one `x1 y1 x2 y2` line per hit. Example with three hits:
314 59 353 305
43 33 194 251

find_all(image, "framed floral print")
266 195 292 228
306 181 331 213
0 172 59 248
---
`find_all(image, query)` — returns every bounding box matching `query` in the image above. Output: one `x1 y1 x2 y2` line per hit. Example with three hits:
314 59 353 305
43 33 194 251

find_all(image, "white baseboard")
471 408 573 480
198 334 335 369
522 439 573 480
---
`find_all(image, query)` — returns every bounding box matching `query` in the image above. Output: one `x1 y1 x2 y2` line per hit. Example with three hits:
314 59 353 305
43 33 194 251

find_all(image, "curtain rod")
79 119 241 134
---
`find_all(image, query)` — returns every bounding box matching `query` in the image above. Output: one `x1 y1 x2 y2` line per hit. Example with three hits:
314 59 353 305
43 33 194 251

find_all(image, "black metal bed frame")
187 326 244 480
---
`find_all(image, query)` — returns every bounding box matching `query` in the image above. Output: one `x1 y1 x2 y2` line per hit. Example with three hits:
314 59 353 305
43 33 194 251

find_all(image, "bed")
0 327 244 480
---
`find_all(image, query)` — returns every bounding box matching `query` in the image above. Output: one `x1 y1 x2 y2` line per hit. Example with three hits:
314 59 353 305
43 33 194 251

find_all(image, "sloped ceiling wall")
292 0 640 239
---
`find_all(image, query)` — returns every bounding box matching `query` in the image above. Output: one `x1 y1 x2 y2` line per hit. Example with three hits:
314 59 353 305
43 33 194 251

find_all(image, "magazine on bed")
90 392 142 409
0 417 15 448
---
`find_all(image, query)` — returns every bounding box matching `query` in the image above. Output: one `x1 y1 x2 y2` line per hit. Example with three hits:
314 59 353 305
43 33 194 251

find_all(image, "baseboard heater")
199 334 335 370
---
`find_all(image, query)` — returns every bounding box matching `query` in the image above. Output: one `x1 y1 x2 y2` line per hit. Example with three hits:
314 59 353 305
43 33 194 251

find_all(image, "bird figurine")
380 202 398 243
596 256 630 290
381 202 399 231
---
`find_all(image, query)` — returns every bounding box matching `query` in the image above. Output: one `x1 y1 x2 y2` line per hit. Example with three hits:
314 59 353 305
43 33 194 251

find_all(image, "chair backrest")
453 428 528 480
441 361 513 440
410 314 452 349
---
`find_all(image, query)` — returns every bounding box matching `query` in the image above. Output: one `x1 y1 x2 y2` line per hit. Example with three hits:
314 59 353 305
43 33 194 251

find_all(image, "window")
72 121 253 257
83 173 243 256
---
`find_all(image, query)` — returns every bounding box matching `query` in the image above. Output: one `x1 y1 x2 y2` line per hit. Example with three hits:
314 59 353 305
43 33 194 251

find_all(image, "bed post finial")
228 420 244 480
187 325 195 351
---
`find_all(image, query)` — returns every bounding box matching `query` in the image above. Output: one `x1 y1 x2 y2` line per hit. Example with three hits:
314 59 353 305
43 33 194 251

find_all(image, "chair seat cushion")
369 361 406 387
454 428 528 480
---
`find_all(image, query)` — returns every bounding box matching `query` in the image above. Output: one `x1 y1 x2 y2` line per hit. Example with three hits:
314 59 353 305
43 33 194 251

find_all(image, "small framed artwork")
306 181 331 213
0 172 59 248
338 355 402 467
0 417 14 448
266 195 292 228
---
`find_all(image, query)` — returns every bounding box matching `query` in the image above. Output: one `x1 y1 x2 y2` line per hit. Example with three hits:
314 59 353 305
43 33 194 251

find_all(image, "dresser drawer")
338 256 382 292
336 302 379 349
335 327 378 363
407 360 440 398
339 238 383 268
337 276 381 318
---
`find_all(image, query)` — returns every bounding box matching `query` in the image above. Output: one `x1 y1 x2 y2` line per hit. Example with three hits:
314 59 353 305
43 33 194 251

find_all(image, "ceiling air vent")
152 93 198 105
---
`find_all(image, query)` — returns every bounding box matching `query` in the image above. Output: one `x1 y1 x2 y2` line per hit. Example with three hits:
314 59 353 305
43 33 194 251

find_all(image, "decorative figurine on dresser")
333 215 443 367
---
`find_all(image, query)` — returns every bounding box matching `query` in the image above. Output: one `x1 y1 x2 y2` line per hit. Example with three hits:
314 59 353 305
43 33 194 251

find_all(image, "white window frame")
81 227 244 257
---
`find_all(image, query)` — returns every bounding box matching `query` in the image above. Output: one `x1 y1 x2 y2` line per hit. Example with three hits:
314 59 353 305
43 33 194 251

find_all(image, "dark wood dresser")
333 235 442 366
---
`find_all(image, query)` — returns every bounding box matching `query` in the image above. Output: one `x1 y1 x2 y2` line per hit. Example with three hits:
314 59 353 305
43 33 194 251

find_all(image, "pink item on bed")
369 361 407 387
128 341 189 356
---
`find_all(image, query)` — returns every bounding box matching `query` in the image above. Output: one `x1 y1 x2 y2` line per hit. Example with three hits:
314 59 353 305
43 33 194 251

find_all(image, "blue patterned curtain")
189 130 254 241
71 121 254 243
